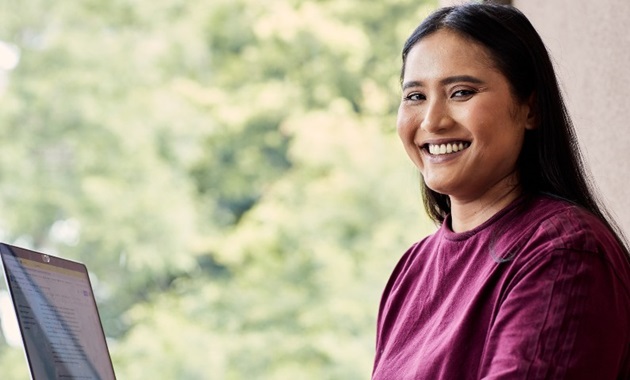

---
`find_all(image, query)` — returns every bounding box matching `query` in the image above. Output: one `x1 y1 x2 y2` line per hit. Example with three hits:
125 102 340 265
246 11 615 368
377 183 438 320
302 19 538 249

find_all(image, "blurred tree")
0 0 436 378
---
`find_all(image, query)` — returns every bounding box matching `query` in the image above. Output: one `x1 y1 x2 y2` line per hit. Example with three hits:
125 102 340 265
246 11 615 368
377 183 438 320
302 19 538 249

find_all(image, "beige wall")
437 0 630 234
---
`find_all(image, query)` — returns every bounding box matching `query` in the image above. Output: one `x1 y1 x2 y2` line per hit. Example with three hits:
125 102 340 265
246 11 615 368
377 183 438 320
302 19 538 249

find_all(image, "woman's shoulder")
523 194 619 253
514 195 630 291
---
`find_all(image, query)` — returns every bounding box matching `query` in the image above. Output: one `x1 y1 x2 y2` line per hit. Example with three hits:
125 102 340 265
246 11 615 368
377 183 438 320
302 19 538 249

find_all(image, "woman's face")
397 29 535 204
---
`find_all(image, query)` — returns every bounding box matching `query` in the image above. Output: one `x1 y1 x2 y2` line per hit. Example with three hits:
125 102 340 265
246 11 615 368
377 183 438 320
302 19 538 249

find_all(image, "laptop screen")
0 243 116 380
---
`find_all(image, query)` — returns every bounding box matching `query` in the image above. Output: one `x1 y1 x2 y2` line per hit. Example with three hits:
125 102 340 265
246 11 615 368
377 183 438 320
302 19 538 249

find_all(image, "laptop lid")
0 243 117 380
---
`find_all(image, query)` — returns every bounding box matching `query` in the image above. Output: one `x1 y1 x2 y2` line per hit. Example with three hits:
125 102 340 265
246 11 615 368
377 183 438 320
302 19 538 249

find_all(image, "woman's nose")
421 100 452 132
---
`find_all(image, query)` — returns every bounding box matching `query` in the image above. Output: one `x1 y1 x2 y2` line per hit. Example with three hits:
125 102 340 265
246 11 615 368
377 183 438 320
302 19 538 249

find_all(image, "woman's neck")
449 183 522 233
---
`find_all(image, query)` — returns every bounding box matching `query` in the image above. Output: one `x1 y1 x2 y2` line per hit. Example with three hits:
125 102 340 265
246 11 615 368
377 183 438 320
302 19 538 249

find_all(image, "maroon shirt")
373 195 630 379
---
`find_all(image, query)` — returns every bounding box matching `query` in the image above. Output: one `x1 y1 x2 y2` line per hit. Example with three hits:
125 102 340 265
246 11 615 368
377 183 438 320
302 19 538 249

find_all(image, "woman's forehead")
403 29 497 81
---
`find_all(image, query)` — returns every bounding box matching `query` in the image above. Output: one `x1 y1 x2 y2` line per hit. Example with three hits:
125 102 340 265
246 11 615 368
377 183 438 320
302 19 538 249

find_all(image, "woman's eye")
404 93 425 101
452 89 476 99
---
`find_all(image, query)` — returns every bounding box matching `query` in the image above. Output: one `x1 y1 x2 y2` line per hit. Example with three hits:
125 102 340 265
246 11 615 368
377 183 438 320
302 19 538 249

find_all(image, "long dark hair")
402 3 628 251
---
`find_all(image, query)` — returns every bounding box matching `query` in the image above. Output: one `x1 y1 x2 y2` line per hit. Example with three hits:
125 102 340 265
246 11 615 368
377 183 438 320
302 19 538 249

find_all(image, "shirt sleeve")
477 249 630 380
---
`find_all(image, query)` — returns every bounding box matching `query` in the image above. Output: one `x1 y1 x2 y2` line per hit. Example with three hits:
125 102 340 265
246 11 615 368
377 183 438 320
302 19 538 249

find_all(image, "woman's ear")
524 93 538 130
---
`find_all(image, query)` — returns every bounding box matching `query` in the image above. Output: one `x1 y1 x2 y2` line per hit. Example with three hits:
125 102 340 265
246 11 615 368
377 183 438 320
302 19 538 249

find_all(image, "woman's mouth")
425 141 471 155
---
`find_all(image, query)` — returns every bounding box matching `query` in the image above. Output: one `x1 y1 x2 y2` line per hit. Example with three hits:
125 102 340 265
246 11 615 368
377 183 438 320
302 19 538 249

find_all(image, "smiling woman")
397 29 536 231
372 3 630 380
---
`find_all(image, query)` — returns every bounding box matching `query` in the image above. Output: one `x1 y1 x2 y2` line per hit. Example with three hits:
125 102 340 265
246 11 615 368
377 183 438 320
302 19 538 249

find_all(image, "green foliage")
0 0 437 378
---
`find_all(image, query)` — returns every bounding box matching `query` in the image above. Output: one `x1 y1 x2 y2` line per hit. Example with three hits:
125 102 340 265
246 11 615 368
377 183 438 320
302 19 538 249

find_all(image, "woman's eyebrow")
440 75 484 86
402 80 423 91
402 75 484 91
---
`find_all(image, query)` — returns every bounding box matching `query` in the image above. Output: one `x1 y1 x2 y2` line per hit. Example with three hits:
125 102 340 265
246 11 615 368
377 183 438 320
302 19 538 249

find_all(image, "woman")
373 3 630 380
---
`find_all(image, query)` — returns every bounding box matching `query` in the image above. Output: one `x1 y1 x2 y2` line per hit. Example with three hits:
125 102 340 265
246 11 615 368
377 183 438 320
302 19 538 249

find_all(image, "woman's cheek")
396 109 417 141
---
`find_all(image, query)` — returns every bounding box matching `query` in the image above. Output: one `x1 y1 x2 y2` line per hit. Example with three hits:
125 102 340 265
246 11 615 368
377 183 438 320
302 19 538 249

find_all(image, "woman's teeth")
427 142 470 155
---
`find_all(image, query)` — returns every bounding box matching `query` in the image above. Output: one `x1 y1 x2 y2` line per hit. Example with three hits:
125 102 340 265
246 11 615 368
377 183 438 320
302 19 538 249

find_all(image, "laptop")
0 242 117 380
